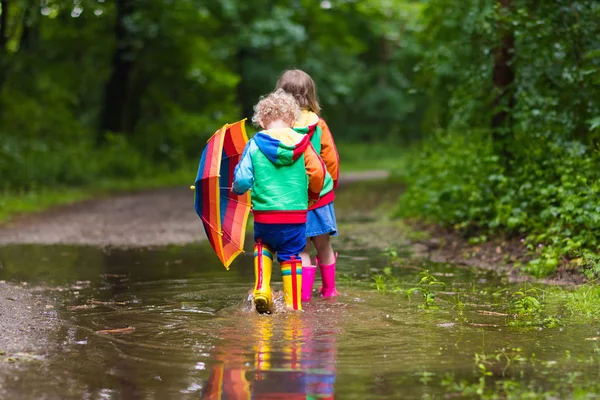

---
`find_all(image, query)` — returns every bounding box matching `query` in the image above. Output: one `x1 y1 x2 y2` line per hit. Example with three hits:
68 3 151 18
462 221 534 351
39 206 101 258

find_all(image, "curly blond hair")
252 89 301 128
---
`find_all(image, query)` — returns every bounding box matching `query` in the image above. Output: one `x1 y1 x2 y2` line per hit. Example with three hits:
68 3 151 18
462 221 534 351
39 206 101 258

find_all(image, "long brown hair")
275 69 321 115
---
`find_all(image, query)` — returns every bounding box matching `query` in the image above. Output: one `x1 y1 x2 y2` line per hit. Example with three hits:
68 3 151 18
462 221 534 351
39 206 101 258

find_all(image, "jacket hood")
293 110 319 137
253 128 310 166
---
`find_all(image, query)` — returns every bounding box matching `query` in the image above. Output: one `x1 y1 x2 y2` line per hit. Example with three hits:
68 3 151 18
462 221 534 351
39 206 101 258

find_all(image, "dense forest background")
1 0 599 277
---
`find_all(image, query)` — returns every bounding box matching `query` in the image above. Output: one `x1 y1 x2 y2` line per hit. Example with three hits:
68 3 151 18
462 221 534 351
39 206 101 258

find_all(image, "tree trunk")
235 48 254 120
0 0 9 90
491 0 515 166
19 0 40 52
0 0 9 120
98 0 136 141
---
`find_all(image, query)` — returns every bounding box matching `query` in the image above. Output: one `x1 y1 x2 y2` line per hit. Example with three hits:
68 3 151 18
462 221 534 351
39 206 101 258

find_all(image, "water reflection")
203 308 339 400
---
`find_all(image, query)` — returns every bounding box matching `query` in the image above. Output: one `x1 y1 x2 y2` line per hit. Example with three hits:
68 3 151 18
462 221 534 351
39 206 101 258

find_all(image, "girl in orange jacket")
276 69 340 301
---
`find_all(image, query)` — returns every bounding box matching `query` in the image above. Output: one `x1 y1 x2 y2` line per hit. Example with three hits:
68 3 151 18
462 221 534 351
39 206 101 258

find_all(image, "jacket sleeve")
232 140 255 195
317 118 340 189
304 142 326 202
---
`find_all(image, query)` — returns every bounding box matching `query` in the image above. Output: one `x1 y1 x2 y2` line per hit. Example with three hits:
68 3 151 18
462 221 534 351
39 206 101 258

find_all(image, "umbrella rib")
198 119 251 267
201 217 222 235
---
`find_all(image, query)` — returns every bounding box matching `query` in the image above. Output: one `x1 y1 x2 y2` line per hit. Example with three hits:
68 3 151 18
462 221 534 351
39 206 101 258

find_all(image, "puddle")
0 243 599 399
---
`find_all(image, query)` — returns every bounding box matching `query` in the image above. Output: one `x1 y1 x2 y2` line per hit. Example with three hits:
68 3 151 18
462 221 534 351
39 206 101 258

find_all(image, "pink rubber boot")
318 253 338 298
301 265 317 302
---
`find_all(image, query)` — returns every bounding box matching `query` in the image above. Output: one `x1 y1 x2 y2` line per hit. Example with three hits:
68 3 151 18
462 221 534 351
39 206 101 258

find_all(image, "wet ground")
1 243 600 399
1 177 599 398
0 171 390 247
0 282 57 356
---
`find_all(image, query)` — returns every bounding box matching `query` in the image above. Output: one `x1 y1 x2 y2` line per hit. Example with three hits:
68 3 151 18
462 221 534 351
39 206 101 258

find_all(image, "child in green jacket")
233 89 325 313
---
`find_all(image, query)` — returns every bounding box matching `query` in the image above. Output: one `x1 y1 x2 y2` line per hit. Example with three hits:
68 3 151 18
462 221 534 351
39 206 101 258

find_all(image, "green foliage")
509 284 541 316
546 284 600 319
381 247 399 265
406 269 446 309
0 0 423 207
442 346 600 399
372 266 400 294
397 0 600 278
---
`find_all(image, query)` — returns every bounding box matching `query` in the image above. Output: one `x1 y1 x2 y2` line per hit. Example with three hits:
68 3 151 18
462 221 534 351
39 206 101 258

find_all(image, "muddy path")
0 170 389 247
0 171 389 366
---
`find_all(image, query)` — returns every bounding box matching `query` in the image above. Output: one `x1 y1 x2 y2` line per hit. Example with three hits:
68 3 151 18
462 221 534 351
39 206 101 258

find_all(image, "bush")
397 131 600 278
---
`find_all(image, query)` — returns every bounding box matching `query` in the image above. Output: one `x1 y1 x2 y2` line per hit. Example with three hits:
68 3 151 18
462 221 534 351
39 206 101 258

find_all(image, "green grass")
337 142 407 172
545 284 600 319
0 166 195 223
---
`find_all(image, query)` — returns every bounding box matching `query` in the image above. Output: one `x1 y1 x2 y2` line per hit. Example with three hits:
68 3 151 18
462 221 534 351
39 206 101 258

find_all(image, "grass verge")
1 143 407 224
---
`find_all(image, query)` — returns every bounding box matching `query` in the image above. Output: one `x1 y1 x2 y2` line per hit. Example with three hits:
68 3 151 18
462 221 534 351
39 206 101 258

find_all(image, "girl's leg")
312 234 335 265
313 234 338 297
300 241 317 302
299 242 312 267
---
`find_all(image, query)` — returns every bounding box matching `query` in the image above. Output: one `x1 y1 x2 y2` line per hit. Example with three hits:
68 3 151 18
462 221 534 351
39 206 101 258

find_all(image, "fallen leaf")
469 323 499 328
67 304 97 311
96 327 135 335
477 310 511 317
45 305 54 309
88 300 127 306
495 246 502 254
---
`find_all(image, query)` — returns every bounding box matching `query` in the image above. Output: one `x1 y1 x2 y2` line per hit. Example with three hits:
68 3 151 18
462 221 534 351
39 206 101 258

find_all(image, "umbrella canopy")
194 119 251 269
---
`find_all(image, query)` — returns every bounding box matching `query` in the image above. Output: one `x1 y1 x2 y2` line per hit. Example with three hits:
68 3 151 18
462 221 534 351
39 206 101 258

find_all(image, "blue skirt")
306 203 338 238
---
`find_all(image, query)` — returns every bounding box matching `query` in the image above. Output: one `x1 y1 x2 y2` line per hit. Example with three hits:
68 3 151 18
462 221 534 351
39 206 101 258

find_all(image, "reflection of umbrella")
193 119 251 269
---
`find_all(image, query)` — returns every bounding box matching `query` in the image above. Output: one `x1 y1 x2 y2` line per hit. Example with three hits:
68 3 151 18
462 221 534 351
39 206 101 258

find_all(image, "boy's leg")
253 240 274 314
280 258 303 311
278 224 307 311
313 234 338 297
253 222 278 314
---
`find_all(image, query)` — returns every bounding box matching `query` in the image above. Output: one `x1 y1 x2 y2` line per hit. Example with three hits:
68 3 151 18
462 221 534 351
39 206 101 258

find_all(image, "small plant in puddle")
416 371 435 385
441 345 600 399
381 247 398 265
406 269 446 309
509 283 541 316
373 274 388 293
450 294 468 322
372 266 401 294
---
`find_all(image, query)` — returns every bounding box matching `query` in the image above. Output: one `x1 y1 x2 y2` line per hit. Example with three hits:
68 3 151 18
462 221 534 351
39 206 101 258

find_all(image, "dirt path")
0 170 390 247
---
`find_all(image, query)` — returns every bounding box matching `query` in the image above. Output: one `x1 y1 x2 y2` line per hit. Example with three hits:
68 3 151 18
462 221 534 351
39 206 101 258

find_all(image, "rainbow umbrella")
193 119 251 269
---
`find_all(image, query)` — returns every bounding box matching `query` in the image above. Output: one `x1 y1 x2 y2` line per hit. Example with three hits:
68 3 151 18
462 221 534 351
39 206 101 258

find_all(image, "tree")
98 0 136 140
491 0 515 166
